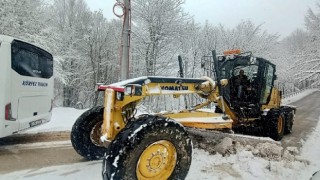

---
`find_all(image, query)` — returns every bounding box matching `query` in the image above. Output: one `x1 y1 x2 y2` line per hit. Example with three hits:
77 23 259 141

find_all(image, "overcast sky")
86 0 317 38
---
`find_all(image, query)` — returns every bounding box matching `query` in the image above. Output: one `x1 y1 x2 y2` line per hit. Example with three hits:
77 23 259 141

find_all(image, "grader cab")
213 50 295 139
71 50 296 179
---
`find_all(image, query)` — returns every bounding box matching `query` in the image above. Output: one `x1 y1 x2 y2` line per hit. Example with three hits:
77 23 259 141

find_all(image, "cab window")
260 63 274 104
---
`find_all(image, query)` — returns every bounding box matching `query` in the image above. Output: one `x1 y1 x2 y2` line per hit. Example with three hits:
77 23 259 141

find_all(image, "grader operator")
71 50 296 179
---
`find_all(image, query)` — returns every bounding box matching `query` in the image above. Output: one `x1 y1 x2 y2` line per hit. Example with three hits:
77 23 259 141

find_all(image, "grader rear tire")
266 110 285 141
102 115 192 180
71 106 108 160
284 110 294 134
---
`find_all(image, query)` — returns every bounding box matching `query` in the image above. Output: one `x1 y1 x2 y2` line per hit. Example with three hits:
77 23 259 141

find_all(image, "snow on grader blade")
186 128 280 151
70 50 296 179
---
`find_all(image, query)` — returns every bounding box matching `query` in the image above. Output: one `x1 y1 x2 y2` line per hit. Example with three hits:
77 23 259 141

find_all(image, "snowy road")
0 132 82 174
282 90 320 148
0 90 319 179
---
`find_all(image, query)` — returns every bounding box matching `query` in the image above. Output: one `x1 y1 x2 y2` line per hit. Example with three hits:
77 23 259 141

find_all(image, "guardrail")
282 87 318 99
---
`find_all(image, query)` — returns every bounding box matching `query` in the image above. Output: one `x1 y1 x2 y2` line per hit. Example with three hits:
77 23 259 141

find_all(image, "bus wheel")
71 106 108 160
102 115 192 180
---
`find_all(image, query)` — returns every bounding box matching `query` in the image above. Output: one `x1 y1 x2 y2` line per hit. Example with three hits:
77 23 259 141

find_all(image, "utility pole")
178 55 188 109
114 0 131 80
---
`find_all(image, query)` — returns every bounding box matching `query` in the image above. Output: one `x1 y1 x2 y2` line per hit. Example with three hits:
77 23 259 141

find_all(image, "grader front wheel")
102 115 192 180
136 140 177 179
71 106 108 160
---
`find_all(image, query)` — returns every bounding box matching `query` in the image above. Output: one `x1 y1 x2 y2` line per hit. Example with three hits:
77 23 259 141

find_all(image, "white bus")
0 35 54 138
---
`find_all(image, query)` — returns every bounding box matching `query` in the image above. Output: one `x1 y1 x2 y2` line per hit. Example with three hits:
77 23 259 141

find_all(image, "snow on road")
301 116 320 178
0 89 319 180
27 108 87 133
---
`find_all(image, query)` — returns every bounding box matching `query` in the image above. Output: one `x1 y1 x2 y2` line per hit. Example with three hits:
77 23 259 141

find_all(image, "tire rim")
136 140 177 180
90 121 104 147
277 116 283 134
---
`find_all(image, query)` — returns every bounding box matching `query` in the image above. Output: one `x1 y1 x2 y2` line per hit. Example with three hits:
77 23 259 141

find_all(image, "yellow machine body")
100 77 235 142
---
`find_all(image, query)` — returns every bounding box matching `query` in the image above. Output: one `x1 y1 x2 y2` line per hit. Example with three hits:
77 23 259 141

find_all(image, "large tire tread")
103 114 192 180
71 106 107 160
265 109 285 141
282 107 295 134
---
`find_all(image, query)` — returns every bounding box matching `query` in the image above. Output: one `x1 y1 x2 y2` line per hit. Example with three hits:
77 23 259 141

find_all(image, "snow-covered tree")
0 0 45 39
278 2 320 92
131 0 190 76
46 0 124 108
176 20 279 80
78 13 121 107
303 3 320 87
47 0 93 107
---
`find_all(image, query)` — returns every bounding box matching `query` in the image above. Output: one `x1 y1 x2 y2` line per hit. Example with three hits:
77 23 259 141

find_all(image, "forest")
0 0 319 108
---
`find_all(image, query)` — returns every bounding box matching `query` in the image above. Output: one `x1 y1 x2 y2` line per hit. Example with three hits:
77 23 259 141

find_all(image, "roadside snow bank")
186 134 316 179
282 89 319 105
27 107 86 133
187 114 320 180
187 148 308 180
301 117 320 179
192 135 298 161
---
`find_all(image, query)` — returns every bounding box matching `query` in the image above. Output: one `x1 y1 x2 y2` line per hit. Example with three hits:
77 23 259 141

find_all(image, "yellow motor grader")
71 50 296 180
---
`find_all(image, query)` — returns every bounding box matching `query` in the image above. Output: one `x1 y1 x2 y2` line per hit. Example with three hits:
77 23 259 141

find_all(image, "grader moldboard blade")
187 127 281 152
